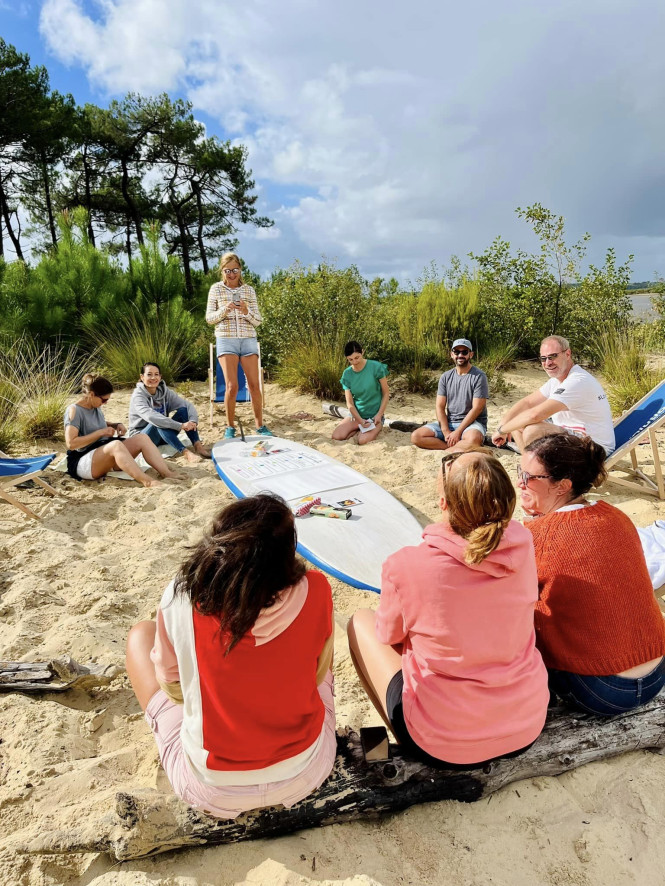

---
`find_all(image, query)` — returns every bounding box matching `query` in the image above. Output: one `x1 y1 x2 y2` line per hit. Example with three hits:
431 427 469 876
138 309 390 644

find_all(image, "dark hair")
141 362 161 374
525 433 607 498
344 340 363 357
81 373 113 397
173 494 306 652
444 453 515 564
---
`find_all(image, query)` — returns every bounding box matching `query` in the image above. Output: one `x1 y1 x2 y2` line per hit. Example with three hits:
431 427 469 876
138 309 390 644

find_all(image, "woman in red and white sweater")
126 494 335 818
520 433 665 716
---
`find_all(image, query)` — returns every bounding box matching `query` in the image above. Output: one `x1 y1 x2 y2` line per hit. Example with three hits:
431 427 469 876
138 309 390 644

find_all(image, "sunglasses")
98 395 111 404
539 352 562 363
441 451 465 472
516 466 551 485
452 349 470 356
223 268 240 275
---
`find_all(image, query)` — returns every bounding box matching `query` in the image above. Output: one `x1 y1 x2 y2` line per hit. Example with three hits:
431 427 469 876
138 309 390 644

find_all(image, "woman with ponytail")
348 451 548 767
521 434 665 715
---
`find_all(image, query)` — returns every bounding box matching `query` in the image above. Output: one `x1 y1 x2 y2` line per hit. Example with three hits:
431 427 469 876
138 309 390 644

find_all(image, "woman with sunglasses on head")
332 340 389 446
520 433 665 716
348 451 548 768
206 252 271 439
64 374 179 487
126 494 336 818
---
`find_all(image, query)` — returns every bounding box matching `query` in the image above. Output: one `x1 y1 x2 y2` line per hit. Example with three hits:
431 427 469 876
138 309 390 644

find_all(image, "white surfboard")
212 436 424 593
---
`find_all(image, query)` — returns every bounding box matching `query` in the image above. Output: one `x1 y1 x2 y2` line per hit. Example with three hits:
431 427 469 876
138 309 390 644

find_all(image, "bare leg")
219 354 239 428
126 620 160 711
240 354 263 428
521 422 567 448
357 422 383 446
410 426 448 450
90 440 163 488
332 417 361 441
347 609 402 734
445 430 485 454
123 434 179 479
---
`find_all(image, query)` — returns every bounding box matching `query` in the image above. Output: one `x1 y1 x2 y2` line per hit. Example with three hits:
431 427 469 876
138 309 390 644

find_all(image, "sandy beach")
1 363 665 886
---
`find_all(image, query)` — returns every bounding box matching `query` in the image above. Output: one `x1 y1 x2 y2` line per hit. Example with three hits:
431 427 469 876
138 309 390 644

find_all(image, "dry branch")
16 694 665 861
0 656 121 693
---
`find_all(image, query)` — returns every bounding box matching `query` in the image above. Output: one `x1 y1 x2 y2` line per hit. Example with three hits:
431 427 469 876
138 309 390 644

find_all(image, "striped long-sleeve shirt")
206 283 262 339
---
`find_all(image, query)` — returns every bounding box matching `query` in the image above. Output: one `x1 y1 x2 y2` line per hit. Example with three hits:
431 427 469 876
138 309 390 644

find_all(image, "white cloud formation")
39 0 665 279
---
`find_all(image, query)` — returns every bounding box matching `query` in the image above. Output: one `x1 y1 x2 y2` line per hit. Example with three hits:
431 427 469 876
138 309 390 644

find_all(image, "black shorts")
386 670 534 770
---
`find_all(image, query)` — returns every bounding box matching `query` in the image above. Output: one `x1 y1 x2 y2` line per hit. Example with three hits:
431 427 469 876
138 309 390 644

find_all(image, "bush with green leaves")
257 261 367 371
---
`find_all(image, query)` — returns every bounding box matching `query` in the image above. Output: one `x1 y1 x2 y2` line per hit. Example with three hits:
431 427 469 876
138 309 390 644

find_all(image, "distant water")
630 294 658 319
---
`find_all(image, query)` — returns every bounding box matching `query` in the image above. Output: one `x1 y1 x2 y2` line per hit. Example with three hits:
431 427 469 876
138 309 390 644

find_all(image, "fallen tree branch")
0 656 121 693
16 694 665 861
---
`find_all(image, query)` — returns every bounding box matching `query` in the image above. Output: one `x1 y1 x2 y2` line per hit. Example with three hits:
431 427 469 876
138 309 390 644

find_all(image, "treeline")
0 39 270 294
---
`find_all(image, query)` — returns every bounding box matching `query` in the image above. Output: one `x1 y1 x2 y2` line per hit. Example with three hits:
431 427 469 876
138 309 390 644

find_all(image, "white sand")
1 367 665 886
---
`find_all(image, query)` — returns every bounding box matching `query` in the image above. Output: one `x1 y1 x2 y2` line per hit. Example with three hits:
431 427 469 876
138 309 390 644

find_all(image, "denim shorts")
216 337 259 358
548 658 665 716
426 419 486 441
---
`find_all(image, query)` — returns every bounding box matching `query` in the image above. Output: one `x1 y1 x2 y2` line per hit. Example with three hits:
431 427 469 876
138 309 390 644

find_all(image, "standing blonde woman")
348 451 548 768
206 252 271 438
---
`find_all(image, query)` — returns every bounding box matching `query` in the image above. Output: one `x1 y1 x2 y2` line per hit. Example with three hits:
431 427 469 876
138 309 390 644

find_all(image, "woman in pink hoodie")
348 451 549 767
126 494 336 817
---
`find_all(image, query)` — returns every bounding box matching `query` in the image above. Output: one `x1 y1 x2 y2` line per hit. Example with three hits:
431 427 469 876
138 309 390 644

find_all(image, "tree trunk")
174 202 193 297
17 695 665 862
82 147 96 247
120 158 144 246
0 179 24 261
41 153 58 248
193 180 209 274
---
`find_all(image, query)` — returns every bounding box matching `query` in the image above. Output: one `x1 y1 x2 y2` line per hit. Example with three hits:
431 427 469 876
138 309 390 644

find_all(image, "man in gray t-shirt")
411 338 489 452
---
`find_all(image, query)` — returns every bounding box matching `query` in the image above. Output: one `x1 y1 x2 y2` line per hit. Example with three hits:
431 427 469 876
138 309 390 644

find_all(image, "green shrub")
401 363 438 395
592 326 661 415
93 299 202 386
0 337 89 441
276 333 344 400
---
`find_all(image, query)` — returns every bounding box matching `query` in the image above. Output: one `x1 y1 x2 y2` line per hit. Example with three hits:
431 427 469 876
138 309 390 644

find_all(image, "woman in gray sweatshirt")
128 363 211 463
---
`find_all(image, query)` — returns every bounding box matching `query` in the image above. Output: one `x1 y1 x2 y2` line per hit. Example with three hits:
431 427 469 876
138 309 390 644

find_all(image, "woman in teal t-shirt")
332 340 390 446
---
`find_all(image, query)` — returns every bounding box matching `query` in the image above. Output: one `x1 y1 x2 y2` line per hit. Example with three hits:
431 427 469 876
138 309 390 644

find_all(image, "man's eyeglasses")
452 349 470 356
516 466 551 485
539 352 562 363
223 268 240 275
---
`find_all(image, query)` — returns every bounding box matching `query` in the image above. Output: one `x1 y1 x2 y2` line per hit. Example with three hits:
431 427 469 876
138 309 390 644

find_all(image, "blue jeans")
548 658 665 716
143 406 200 453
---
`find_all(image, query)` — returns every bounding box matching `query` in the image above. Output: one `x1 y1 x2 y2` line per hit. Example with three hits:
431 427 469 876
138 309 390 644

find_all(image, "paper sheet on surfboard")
212 437 424 592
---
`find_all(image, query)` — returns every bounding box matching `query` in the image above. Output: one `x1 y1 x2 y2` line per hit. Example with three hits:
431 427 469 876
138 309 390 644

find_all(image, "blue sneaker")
224 426 237 439
256 425 273 437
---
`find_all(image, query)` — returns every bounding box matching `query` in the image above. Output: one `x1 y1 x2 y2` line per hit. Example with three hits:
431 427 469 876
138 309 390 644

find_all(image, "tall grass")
0 337 91 442
91 300 200 385
276 333 345 400
594 326 661 415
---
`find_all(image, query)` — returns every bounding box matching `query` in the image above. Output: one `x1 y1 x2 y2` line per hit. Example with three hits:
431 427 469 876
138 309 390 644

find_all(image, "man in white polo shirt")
491 335 615 455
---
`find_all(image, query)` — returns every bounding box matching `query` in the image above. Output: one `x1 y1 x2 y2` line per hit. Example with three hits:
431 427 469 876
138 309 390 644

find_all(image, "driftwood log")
322 403 425 433
0 656 121 693
17 694 665 862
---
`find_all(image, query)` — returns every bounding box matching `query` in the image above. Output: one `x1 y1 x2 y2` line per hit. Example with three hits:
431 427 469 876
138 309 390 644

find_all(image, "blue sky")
2 0 665 282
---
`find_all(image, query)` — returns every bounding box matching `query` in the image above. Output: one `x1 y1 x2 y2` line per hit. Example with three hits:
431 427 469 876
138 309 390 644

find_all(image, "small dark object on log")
322 402 425 432
0 656 120 694
16 694 665 861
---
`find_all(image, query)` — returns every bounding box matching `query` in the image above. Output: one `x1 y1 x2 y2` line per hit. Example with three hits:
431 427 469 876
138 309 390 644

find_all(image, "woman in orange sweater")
520 433 665 715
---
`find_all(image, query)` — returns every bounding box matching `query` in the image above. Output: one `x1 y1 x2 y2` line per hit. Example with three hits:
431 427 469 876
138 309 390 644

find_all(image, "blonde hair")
219 252 244 285
444 454 515 564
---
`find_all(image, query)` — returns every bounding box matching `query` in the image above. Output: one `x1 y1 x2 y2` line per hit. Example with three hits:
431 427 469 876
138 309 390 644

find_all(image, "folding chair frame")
0 453 59 520
605 391 665 500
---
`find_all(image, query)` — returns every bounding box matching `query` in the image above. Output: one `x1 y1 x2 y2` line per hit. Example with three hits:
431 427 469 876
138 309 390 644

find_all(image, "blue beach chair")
0 452 58 520
208 342 263 428
605 379 665 499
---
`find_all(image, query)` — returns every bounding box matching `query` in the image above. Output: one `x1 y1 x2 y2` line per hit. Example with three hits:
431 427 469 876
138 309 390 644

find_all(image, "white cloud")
38 0 665 279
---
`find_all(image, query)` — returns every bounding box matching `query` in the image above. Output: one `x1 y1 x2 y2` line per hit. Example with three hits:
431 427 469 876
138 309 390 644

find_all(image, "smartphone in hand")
232 290 242 305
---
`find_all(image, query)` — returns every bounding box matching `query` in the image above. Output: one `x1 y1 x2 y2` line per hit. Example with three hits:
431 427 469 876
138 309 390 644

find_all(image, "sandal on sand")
224 426 237 439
